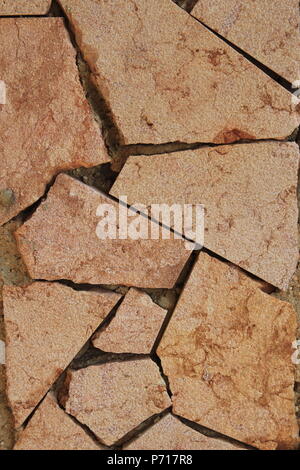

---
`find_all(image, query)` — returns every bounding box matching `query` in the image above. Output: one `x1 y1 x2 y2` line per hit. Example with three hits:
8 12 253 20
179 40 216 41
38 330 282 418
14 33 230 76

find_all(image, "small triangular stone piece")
93 288 167 354
157 252 299 450
4 281 121 427
14 393 101 450
60 359 171 446
58 0 299 145
0 1 51 15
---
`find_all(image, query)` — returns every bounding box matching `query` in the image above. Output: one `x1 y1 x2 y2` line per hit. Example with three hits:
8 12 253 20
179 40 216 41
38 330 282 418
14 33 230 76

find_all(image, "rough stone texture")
0 0 51 15
61 359 171 446
124 413 245 450
111 142 299 290
3 281 120 427
192 0 300 84
14 393 101 450
15 174 190 288
93 288 167 354
0 18 109 227
0 364 14 450
158 252 299 450
58 0 299 146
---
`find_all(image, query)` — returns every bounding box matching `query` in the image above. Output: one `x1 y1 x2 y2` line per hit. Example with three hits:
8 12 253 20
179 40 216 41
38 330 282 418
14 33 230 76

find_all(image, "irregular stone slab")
124 413 245 450
60 359 171 446
192 0 300 84
58 0 299 145
93 288 167 354
3 282 120 427
0 0 51 15
111 142 299 290
14 393 101 450
15 174 190 288
0 18 109 227
157 252 299 450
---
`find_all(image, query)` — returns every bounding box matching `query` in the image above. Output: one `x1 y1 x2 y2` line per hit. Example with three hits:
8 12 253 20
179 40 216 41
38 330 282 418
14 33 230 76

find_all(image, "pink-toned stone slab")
3 281 120 428
192 0 300 84
0 18 109 227
93 288 167 354
15 174 191 288
111 142 299 290
157 252 299 450
0 0 51 15
14 393 101 450
61 359 171 446
58 0 299 145
124 413 245 450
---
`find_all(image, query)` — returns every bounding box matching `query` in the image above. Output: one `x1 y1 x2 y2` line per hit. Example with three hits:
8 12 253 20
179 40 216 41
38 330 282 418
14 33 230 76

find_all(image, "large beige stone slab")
0 18 109 227
14 393 101 450
15 174 190 288
3 281 120 427
58 0 299 146
192 0 300 84
157 252 299 450
0 0 51 15
111 142 299 290
61 359 171 446
93 288 167 354
124 413 245 450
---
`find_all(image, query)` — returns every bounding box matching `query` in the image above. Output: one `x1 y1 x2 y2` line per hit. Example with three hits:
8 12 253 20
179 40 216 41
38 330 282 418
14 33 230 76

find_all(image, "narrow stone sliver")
0 1 51 16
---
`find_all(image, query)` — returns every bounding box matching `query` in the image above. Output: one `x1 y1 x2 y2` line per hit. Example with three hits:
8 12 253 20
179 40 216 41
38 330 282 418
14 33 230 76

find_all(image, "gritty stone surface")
124 413 245 450
158 252 299 450
0 365 14 450
61 359 171 446
0 0 51 15
111 142 299 290
14 393 101 450
0 18 109 227
93 288 167 354
192 0 300 84
3 281 120 427
58 0 299 145
15 174 190 289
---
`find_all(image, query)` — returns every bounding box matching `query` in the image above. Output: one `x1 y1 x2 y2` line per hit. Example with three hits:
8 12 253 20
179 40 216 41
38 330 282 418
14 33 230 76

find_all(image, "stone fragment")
124 413 245 450
58 0 299 145
3 281 120 427
111 142 299 290
191 0 300 84
93 288 167 354
14 393 101 450
0 0 51 15
61 359 171 446
0 18 109 227
157 252 299 450
15 174 190 289
0 364 14 450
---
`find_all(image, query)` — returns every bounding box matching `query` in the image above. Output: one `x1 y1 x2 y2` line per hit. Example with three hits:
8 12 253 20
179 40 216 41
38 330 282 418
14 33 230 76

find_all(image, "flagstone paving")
0 1 51 15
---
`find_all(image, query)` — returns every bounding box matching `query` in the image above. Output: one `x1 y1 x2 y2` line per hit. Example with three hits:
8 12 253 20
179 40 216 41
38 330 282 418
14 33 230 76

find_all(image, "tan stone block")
0 0 51 15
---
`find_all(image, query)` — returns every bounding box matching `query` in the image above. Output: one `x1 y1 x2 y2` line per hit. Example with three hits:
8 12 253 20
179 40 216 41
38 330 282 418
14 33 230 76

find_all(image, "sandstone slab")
111 142 299 290
14 393 101 450
158 252 299 450
0 18 109 227
61 359 171 446
58 0 299 145
3 281 120 427
192 0 300 84
0 0 51 15
93 288 167 354
15 174 190 288
124 413 245 450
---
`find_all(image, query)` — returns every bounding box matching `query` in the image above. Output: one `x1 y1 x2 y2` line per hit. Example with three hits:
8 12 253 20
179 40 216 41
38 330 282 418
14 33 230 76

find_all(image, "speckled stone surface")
158 252 299 450
191 0 300 84
0 18 109 227
111 142 299 290
4 282 120 427
14 393 101 450
61 359 171 446
0 0 51 15
93 288 167 354
15 174 191 289
58 0 299 145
